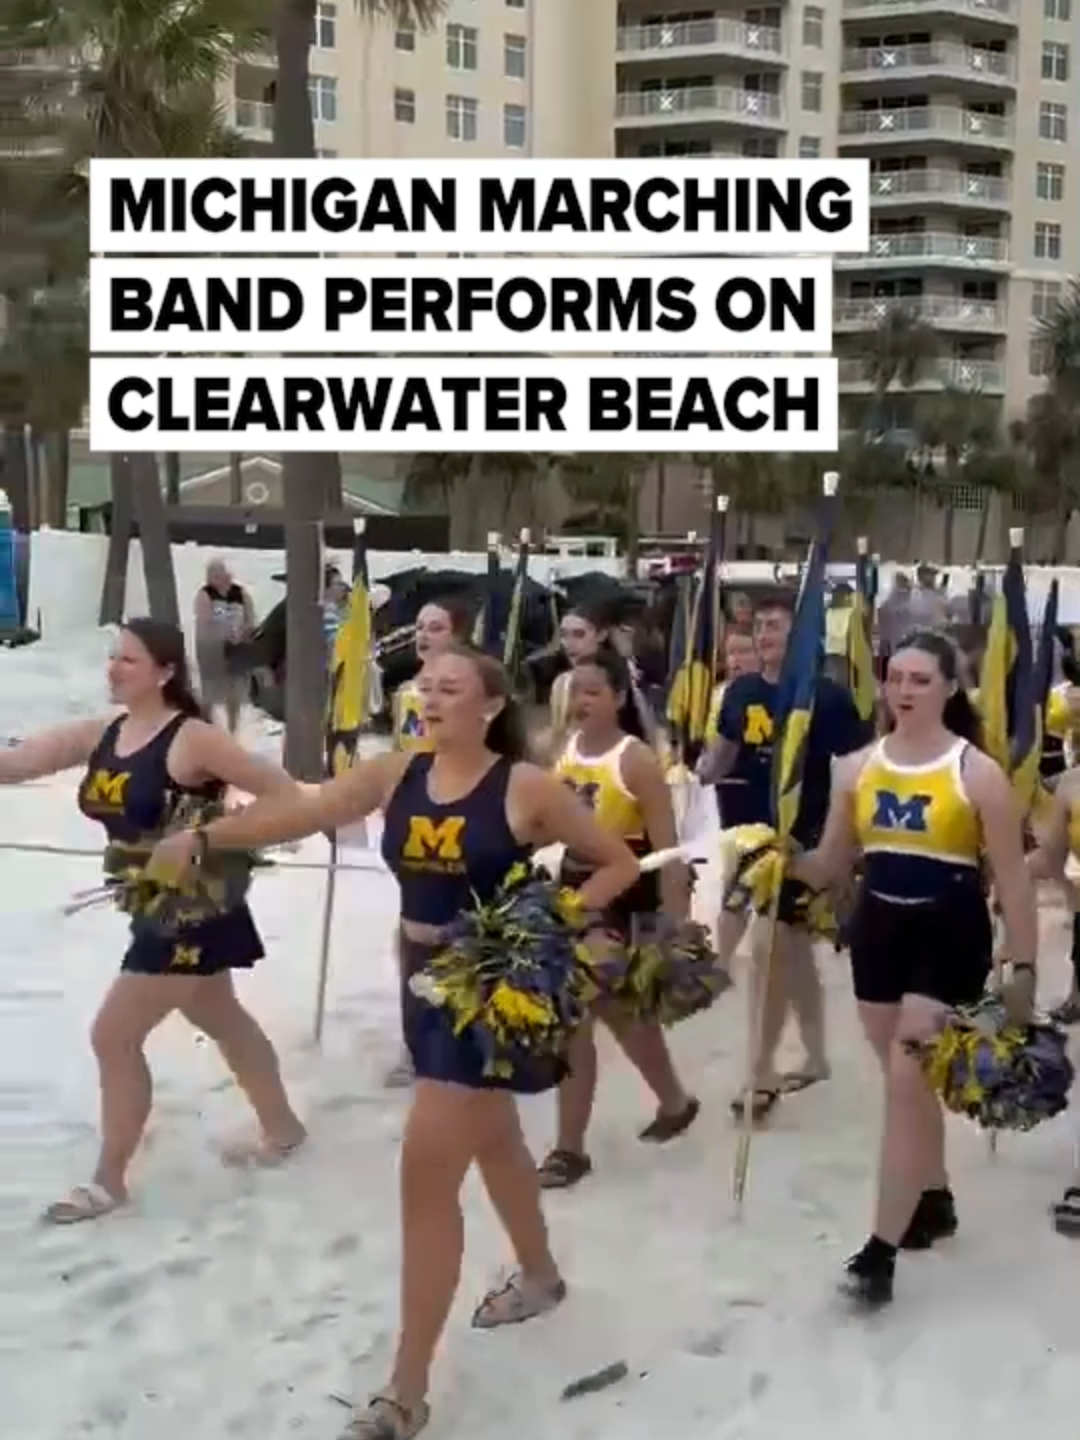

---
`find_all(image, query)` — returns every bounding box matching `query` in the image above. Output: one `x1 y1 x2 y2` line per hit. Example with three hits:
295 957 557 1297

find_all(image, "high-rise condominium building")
615 0 1079 433
232 0 1077 435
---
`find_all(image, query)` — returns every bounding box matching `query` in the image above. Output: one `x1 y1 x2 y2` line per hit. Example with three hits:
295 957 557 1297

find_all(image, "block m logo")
871 789 932 833
83 769 129 808
402 815 466 863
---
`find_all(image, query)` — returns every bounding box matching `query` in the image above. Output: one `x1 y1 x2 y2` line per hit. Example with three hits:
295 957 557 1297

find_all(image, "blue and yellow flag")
326 521 372 778
664 571 694 750
846 544 876 723
668 507 725 753
472 534 501 652
771 504 832 843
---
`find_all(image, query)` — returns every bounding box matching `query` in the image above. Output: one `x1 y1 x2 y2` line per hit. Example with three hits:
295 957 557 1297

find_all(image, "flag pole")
732 470 839 1211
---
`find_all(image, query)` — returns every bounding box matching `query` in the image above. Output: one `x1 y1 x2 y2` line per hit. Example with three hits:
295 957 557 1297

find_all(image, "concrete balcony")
834 297 1007 332
616 17 785 66
870 167 1010 211
840 42 1015 90
839 105 1012 148
839 356 1005 390
836 230 1009 266
841 0 1016 26
616 85 783 129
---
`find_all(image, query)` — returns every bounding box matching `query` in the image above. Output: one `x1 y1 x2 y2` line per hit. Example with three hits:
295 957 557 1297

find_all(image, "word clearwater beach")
103 372 824 436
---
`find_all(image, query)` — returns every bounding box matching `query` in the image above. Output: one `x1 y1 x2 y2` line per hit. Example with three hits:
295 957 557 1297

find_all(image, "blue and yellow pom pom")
104 796 264 934
598 917 730 1026
411 863 596 1081
720 824 837 940
907 996 1073 1132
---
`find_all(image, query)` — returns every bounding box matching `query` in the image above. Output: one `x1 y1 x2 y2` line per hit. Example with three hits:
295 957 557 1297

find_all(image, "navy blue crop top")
77 715 221 844
381 753 532 926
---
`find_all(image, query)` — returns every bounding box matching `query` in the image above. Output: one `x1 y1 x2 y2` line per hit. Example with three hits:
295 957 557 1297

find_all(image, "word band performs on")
88 358 840 454
88 158 871 254
89 257 833 354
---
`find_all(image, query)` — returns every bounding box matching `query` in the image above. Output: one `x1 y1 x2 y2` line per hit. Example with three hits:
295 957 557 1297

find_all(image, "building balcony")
839 105 1012 149
870 166 1010 211
841 0 1016 26
834 297 1007 332
839 356 1005 391
840 42 1015 90
836 230 1009 266
616 85 783 129
616 17 785 67
234 98 273 135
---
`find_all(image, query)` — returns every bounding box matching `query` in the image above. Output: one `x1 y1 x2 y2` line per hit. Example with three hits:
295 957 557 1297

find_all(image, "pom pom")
907 996 1074 1132
599 917 730 1026
411 863 595 1081
721 824 837 939
104 795 267 935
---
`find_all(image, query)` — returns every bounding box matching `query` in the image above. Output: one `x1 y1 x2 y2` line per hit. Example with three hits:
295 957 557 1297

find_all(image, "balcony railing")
616 85 783 124
841 42 1014 81
839 105 1012 143
234 98 273 130
870 167 1010 205
842 0 1015 18
839 356 1005 388
837 230 1009 263
617 18 784 59
834 297 1006 329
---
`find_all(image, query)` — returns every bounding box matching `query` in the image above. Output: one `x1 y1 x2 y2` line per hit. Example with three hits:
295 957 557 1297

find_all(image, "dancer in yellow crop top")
391 598 472 756
1028 766 1080 1025
792 629 1036 1310
540 647 700 1189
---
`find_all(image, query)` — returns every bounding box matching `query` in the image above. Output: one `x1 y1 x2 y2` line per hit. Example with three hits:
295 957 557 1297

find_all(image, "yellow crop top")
554 732 645 841
854 738 982 897
394 679 433 754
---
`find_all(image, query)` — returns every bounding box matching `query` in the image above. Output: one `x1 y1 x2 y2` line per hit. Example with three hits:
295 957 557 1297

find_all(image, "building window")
446 23 478 70
1029 337 1051 377
309 76 336 123
394 88 416 124
395 22 415 50
1036 161 1064 201
504 33 527 78
1039 101 1068 141
314 1 336 48
446 93 479 141
1032 279 1062 318
1045 0 1070 18
742 136 779 158
1042 40 1070 81
800 71 822 112
798 136 821 157
1034 220 1062 259
802 6 823 45
506 0 525 7
503 102 527 148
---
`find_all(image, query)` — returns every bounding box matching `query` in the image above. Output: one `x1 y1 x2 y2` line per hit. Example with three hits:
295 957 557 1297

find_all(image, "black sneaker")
838 1237 896 1308
899 1188 958 1251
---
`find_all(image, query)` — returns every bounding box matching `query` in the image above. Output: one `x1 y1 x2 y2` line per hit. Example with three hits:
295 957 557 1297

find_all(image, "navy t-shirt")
718 673 871 844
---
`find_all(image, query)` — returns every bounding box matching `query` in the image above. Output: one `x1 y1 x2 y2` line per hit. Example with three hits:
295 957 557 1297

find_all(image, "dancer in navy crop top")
0 619 304 1225
381 752 531 926
171 644 641 1440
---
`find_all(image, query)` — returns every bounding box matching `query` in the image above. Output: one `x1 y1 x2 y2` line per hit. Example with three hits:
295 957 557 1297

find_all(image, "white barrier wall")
25 528 1080 646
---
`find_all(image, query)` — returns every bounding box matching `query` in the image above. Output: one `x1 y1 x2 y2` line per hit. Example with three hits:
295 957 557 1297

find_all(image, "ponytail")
943 689 983 747
486 695 529 762
122 617 208 722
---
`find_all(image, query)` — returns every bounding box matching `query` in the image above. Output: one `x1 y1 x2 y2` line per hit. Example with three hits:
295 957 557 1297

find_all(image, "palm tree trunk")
1 428 32 532
100 453 134 624
129 453 179 625
973 496 992 563
164 452 181 505
43 431 70 529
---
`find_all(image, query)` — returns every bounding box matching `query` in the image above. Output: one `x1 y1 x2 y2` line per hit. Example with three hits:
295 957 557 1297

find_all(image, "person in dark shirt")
698 589 872 1120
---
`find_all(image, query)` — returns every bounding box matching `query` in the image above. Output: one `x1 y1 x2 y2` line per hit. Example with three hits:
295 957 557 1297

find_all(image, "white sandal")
43 1183 123 1225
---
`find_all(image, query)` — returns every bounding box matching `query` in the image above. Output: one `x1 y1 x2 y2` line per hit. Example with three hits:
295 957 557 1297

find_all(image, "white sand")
2 640 1080 1440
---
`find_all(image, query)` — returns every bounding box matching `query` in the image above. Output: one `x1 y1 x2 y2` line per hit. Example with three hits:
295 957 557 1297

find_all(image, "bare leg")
180 974 304 1152
783 929 829 1077
873 995 950 1242
550 1019 598 1155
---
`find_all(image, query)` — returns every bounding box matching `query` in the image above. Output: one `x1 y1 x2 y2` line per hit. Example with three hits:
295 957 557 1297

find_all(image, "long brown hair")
122 618 205 719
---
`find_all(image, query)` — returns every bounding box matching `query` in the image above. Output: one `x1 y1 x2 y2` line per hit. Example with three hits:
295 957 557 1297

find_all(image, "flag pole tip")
823 472 840 496
486 531 501 547
519 528 531 544
856 535 868 554
353 517 365 535
1008 527 1024 548
716 494 729 513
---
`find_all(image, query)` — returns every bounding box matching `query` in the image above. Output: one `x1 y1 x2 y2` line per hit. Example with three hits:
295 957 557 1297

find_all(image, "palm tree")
1016 280 1080 560
851 307 940 439
913 387 1002 563
7 0 270 624
560 452 656 570
273 0 446 776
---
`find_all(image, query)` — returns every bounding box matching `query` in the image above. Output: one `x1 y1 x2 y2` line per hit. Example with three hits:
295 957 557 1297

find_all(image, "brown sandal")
471 1271 567 1329
730 1089 780 1122
340 1393 430 1439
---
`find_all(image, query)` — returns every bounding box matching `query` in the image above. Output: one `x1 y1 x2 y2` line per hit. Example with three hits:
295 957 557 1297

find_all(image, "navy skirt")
400 935 565 1094
122 904 265 977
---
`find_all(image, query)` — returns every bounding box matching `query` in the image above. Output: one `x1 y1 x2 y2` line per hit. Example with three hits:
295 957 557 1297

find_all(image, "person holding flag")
697 582 870 1120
